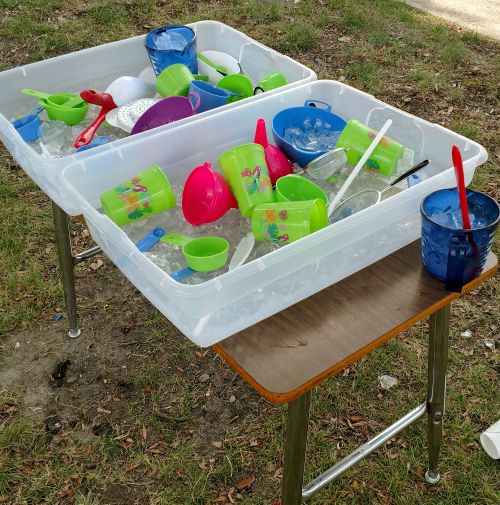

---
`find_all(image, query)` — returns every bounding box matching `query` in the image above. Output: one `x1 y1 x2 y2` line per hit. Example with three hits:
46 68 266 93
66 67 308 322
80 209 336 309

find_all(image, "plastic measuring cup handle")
21 88 50 100
135 227 166 252
160 233 192 247
304 99 332 112
170 267 196 281
444 233 468 292
187 91 201 112
74 107 109 148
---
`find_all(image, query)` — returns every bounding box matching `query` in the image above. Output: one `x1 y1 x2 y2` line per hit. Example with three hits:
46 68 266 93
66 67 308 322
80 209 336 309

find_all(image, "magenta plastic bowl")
182 162 237 226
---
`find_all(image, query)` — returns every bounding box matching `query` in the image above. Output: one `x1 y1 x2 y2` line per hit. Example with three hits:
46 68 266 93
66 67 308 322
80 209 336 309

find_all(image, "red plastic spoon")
451 145 471 230
73 90 117 148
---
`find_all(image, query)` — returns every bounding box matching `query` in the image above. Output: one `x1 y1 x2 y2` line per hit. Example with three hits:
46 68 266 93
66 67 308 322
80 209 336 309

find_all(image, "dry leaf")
236 475 255 490
142 426 148 441
96 407 111 415
273 467 284 479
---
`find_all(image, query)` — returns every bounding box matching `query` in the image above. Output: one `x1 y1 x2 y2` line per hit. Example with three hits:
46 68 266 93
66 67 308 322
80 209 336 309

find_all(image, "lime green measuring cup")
160 233 229 272
21 88 88 126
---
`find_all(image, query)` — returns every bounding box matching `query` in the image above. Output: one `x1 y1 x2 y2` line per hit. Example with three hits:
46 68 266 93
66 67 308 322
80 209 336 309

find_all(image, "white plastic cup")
480 419 500 459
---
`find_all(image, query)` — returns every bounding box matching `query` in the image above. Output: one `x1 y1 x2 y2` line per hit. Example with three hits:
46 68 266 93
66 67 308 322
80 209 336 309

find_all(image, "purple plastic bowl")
131 96 197 135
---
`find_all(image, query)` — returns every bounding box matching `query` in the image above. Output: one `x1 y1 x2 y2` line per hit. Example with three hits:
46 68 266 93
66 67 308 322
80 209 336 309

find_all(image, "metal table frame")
51 201 494 504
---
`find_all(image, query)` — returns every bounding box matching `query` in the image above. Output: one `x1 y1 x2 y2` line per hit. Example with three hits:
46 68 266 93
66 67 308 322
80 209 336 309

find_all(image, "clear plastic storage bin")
59 80 488 347
0 20 315 214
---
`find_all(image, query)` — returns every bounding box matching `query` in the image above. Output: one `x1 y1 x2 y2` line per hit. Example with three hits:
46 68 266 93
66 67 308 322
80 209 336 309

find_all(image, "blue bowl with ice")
421 188 499 291
272 99 347 167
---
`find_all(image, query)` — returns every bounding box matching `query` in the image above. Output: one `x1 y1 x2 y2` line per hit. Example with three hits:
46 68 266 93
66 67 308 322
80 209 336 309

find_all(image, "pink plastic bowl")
182 162 237 226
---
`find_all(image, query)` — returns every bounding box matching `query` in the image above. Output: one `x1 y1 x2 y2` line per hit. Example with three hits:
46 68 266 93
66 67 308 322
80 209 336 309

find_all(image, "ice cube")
154 31 188 51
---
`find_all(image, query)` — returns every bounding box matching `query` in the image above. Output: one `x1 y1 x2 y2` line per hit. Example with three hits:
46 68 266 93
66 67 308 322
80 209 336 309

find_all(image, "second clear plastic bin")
59 80 488 347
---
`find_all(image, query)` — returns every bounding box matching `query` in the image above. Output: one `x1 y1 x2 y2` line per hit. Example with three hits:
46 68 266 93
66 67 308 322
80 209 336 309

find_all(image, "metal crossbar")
301 403 427 500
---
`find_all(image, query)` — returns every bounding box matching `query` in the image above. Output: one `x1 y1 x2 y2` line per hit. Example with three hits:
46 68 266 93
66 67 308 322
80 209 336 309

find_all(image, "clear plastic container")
59 80 488 347
0 20 315 214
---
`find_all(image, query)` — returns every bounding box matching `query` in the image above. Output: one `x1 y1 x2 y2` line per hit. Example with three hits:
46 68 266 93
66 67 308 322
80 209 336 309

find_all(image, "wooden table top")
213 241 498 404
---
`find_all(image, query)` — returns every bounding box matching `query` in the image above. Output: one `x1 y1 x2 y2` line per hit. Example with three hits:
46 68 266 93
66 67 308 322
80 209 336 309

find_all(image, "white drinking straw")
328 119 392 218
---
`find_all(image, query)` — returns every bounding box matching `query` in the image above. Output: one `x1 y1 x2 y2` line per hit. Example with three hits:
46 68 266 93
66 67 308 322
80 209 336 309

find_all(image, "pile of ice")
284 118 341 152
121 184 277 285
28 107 128 158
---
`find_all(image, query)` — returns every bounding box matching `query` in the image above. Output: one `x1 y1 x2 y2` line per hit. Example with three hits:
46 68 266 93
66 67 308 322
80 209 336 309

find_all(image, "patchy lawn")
0 1 498 504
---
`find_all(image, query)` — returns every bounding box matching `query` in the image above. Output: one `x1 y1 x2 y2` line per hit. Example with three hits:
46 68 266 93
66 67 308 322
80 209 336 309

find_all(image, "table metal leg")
282 391 312 505
425 304 450 484
52 201 81 338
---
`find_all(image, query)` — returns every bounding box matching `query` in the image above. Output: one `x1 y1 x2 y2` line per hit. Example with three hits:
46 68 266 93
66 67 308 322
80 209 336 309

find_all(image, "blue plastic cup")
188 80 230 113
421 188 499 292
11 107 43 142
145 25 198 76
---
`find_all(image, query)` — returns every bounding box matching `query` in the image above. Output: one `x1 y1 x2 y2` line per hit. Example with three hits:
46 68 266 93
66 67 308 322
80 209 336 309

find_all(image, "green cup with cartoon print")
251 199 328 244
218 143 274 218
336 119 405 176
100 164 176 226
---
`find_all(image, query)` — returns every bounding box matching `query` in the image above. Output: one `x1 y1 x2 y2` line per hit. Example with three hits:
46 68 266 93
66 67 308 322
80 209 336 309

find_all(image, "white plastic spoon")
228 233 255 271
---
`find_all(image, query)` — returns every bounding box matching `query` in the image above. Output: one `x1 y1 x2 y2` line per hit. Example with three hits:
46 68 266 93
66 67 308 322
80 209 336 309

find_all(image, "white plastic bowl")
197 50 241 84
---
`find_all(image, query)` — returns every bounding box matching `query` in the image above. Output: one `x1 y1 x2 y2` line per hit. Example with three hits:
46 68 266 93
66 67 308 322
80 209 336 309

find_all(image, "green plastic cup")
161 233 229 272
156 63 195 97
217 74 253 103
336 119 405 177
251 199 328 244
254 72 288 94
218 143 274 218
275 174 328 205
100 164 176 226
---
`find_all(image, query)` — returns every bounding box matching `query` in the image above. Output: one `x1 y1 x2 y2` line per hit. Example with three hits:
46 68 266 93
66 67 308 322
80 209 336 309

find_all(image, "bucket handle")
444 233 468 292
304 99 332 112
188 91 201 112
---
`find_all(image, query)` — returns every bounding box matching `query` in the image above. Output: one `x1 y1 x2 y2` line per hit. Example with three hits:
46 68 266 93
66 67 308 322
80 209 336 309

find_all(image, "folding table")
51 204 497 503
213 241 497 503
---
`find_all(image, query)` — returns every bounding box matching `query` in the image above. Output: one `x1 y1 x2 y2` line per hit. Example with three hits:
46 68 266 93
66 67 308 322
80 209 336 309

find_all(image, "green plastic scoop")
196 52 229 76
161 233 229 272
21 88 84 108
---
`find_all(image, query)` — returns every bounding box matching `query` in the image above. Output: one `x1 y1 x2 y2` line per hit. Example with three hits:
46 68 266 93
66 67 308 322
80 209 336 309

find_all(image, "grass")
0 0 499 504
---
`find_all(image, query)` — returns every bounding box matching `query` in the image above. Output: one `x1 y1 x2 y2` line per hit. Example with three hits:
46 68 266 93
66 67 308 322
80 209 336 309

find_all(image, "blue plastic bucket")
421 188 499 292
271 99 347 167
145 25 198 76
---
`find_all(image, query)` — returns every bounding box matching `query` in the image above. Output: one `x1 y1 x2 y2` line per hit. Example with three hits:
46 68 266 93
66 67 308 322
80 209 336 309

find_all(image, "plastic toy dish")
197 50 241 83
11 106 43 142
130 95 199 135
21 89 88 126
182 162 237 226
306 147 349 180
275 174 328 205
104 76 156 106
272 99 347 167
161 233 229 272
